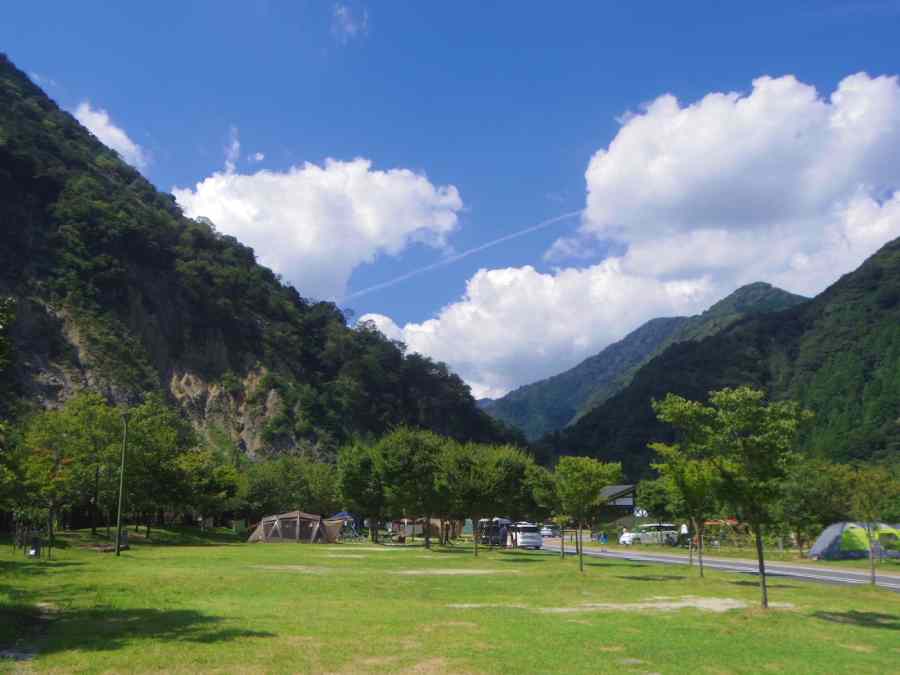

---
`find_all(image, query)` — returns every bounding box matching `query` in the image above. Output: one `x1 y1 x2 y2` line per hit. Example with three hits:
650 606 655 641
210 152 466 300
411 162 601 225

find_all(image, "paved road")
541 543 900 592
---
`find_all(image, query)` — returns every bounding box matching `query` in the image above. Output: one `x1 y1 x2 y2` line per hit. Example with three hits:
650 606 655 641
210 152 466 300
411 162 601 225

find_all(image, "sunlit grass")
1 528 898 674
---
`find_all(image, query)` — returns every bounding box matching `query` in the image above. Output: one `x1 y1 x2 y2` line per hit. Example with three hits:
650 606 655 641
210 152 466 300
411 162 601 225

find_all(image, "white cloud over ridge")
172 154 463 301
365 73 900 399
74 101 148 170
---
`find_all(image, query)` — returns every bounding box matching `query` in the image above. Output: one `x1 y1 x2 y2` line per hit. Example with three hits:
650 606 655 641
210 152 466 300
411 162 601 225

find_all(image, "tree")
653 386 812 608
651 443 720 576
375 428 445 548
20 393 126 552
776 459 854 556
850 465 900 585
555 456 622 572
126 395 197 536
175 447 241 529
338 441 386 542
636 478 677 526
436 441 496 555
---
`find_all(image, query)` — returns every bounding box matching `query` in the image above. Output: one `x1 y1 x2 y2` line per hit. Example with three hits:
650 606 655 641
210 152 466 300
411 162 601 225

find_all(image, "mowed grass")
1 529 899 674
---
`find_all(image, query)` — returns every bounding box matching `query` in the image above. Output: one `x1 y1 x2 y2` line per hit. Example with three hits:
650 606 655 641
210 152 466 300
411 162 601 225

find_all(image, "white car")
619 523 679 546
540 525 559 538
509 522 543 549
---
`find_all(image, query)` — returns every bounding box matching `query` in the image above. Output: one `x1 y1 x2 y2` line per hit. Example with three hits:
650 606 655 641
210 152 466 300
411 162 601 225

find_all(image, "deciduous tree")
653 386 812 608
555 456 622 573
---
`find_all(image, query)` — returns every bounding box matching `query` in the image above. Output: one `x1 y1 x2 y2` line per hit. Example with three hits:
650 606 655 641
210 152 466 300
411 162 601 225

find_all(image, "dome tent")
808 522 900 560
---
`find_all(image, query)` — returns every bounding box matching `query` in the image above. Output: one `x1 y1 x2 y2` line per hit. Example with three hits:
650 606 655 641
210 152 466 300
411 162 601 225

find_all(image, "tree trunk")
473 517 479 557
867 525 877 586
578 520 584 573
698 527 705 578
47 507 56 561
560 527 565 560
370 516 377 543
753 522 768 609
146 519 151 540
91 465 99 536
424 514 431 549
689 518 696 567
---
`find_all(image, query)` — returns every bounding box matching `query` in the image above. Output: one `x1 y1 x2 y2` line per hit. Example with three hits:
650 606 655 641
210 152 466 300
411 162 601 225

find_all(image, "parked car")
540 525 559 538
509 522 543 549
619 523 679 546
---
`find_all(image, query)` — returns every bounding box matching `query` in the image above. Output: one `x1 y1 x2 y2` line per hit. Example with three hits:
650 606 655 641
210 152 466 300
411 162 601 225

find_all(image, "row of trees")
640 386 900 604
337 427 623 571
338 428 620 555
3 391 627 577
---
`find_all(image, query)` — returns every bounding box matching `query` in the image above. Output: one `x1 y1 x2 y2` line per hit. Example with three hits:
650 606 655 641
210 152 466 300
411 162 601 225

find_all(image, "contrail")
344 209 583 301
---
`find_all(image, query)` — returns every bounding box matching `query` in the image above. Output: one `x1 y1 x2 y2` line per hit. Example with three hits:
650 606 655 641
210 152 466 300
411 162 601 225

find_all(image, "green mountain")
482 282 807 440
0 54 521 456
545 237 900 479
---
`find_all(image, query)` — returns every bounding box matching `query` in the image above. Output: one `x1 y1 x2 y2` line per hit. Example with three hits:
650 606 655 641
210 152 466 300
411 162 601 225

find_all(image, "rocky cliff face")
0 54 518 456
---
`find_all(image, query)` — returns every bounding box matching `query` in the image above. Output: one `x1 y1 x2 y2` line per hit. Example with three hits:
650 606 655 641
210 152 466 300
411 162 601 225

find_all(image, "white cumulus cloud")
581 72 900 295
366 73 900 399
74 101 148 170
362 263 716 399
172 156 463 300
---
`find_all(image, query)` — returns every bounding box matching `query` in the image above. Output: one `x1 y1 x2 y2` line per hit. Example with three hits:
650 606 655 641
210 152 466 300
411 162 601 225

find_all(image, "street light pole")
114 411 129 557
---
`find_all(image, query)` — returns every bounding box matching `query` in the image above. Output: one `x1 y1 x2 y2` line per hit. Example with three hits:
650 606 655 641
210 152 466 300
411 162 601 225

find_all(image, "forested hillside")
544 238 900 479
484 282 807 440
0 54 520 458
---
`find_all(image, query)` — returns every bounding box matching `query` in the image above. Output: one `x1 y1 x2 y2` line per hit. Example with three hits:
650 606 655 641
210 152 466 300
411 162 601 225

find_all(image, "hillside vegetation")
484 282 807 440
545 238 900 479
0 54 519 457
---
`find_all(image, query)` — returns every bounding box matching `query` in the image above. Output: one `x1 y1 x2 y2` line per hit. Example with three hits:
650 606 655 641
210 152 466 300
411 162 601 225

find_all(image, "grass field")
2 529 899 674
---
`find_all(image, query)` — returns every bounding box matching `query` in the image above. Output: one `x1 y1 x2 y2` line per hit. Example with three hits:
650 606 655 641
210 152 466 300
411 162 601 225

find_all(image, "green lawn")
2 529 899 674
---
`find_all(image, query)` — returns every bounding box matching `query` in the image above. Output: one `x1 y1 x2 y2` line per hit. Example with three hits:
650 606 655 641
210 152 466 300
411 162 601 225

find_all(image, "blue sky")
5 2 900 397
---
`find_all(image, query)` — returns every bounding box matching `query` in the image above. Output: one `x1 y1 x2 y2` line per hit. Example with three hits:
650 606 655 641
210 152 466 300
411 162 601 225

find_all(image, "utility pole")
115 411 130 557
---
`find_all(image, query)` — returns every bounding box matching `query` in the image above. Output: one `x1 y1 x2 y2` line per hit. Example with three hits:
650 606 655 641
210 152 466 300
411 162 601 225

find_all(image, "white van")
508 522 543 550
619 523 678 546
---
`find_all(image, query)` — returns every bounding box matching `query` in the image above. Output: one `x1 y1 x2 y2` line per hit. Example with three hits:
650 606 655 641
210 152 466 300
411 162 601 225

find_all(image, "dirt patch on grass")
839 644 875 654
326 554 368 559
251 565 329 574
540 596 785 614
450 596 792 615
399 657 461 674
395 569 514 576
426 621 478 631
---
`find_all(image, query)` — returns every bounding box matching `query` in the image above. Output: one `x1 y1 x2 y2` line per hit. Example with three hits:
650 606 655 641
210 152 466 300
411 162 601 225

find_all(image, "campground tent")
808 522 900 560
247 511 342 544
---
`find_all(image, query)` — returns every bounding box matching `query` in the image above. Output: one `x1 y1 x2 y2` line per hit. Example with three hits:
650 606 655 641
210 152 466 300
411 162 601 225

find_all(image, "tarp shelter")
809 522 900 560
247 511 342 544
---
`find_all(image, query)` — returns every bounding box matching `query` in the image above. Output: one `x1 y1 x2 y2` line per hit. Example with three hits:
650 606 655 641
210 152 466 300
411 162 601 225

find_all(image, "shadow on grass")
0 560 85 576
580 560 648 569
615 574 686 582
730 580 799 589
430 546 472 554
496 557 543 564
2 606 276 655
813 611 899 631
